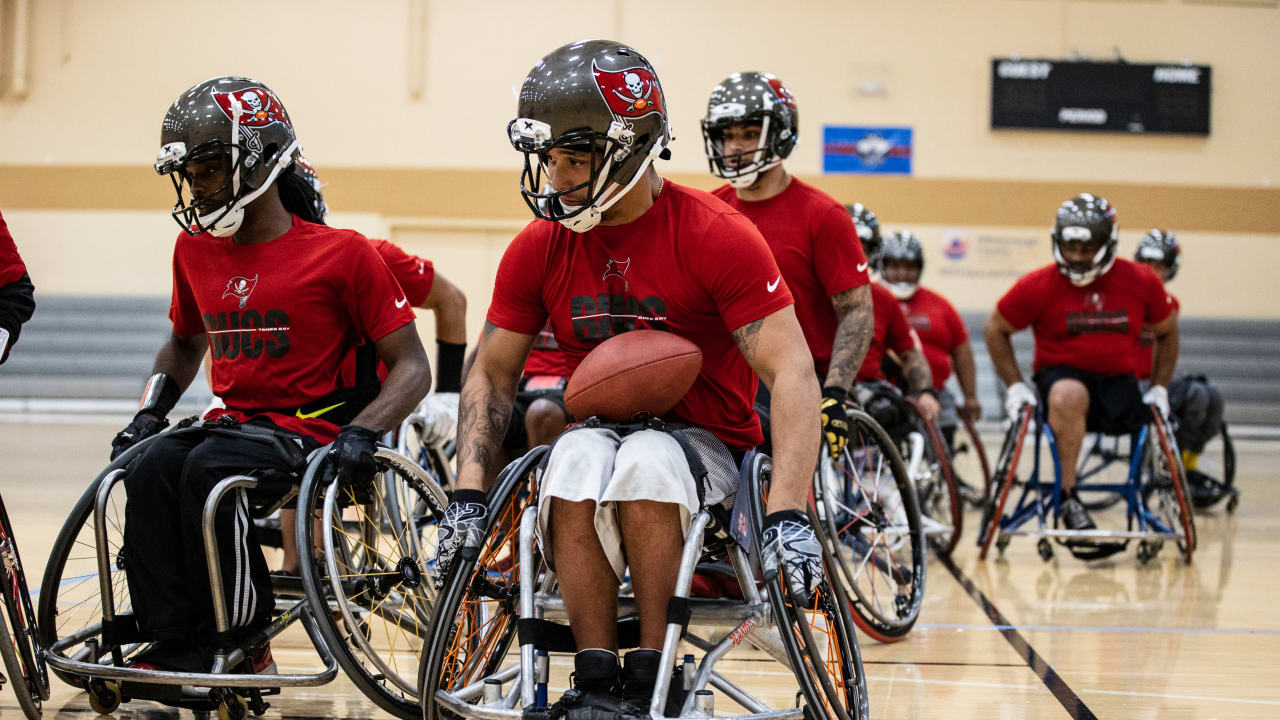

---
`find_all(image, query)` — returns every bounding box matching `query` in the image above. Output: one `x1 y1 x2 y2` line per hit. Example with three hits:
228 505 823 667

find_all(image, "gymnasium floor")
2 419 1276 719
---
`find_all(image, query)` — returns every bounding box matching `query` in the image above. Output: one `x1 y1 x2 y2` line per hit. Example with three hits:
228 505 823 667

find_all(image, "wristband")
138 372 182 419
435 340 466 393
917 387 940 401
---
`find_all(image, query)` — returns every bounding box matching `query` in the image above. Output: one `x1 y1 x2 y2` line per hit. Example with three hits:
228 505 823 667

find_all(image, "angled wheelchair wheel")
298 447 449 719
751 454 869 720
904 398 962 555
1145 411 1196 563
1 495 48 720
977 406 1033 559
955 414 992 508
420 447 547 720
814 409 925 643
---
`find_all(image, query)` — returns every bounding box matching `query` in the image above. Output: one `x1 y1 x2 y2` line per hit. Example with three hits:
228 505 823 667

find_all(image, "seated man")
109 76 431 672
434 40 823 715
985 194 1178 532
844 206 939 438
1134 230 1227 503
0 211 35 366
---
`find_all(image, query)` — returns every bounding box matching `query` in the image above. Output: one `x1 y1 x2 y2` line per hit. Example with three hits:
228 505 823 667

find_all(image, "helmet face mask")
511 41 671 233
1052 193 1118 286
881 231 924 299
702 72 798 188
156 77 300 237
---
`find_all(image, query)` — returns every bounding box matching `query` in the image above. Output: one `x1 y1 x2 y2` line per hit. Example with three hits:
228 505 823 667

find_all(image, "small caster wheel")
217 694 249 720
1036 538 1054 562
1137 540 1164 565
88 679 122 715
1226 493 1240 515
996 533 1011 555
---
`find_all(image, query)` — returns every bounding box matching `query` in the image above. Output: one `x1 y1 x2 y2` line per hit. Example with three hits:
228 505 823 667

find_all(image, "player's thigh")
1034 366 1091 421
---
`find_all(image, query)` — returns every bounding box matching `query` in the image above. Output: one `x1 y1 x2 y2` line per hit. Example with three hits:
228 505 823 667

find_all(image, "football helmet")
509 40 672 233
881 230 924 299
1135 228 1181 282
845 202 882 270
701 72 799 188
155 76 300 237
1052 193 1118 286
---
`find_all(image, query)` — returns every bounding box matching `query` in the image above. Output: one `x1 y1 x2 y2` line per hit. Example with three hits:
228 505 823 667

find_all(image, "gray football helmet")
508 40 672 232
1135 228 1181 282
1052 193 1118 286
701 72 799 188
881 230 924 299
155 76 300 237
845 203 882 271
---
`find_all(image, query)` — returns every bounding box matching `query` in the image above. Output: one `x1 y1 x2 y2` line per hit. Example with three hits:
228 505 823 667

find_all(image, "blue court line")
919 623 1280 635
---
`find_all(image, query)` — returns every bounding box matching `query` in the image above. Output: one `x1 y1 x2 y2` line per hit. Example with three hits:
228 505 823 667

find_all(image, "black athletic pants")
120 421 318 651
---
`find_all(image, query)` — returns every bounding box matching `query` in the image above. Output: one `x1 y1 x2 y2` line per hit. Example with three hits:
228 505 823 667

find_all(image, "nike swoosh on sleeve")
395 296 409 308
767 275 781 292
857 262 869 272
296 402 346 420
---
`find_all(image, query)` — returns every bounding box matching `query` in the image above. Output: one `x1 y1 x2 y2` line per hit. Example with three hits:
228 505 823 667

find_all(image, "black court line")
937 551 1099 720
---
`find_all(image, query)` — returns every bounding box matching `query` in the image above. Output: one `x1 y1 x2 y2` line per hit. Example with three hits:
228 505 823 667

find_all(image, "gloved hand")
434 488 490 590
1004 381 1038 421
328 425 380 503
819 387 850 459
1143 385 1170 420
110 413 169 461
417 392 460 447
761 509 824 602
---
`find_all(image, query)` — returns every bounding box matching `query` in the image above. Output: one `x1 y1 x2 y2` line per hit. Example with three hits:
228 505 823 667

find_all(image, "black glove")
433 489 490 590
761 509 824 603
819 386 850 460
110 413 168 461
327 425 380 503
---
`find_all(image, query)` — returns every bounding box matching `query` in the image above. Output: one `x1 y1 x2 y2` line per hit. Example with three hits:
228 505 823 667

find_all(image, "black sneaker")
551 649 622 720
620 649 683 717
1187 470 1230 508
1060 495 1096 532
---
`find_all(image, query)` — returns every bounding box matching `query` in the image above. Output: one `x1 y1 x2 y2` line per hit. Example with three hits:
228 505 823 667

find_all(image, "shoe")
249 645 277 675
620 649 683 717
1187 470 1230 509
1060 496 1096 532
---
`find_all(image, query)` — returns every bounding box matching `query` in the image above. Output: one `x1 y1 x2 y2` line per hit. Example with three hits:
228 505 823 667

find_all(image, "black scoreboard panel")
991 58 1211 135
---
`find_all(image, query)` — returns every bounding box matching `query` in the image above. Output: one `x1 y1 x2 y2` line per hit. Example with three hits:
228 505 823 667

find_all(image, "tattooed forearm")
902 348 933 395
825 285 873 391
731 318 765 362
456 383 513 490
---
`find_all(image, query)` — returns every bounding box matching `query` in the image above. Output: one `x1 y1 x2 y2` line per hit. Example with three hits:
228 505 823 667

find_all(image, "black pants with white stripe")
121 420 317 647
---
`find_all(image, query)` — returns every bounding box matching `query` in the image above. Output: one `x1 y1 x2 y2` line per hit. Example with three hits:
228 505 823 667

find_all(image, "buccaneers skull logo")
222 274 259 309
593 61 665 118
212 87 291 128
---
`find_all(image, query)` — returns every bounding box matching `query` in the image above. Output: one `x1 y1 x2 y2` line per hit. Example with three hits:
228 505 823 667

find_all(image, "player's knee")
524 398 567 446
1048 379 1089 416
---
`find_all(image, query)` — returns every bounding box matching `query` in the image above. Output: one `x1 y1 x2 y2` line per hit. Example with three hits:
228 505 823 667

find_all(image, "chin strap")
558 135 669 233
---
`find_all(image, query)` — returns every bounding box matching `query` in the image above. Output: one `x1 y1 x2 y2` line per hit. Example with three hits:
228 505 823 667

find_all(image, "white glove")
416 392 459 446
1143 385 1170 420
1004 381 1038 421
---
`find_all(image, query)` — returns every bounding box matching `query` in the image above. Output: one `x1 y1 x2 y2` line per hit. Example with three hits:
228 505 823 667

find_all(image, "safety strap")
225 344 382 427
516 616 643 653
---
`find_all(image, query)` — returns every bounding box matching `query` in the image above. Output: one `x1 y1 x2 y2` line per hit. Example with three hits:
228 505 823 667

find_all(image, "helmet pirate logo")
222 274 260 309
593 61 665 118
764 77 797 111
212 88 291 128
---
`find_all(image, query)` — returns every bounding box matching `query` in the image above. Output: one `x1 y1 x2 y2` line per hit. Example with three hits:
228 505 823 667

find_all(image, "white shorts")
535 426 738 581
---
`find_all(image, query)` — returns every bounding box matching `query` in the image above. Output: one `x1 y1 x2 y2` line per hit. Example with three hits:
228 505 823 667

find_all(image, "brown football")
564 330 703 422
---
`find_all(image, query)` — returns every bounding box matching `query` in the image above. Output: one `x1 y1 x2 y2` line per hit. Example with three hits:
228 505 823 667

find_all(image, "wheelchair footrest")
518 616 644 653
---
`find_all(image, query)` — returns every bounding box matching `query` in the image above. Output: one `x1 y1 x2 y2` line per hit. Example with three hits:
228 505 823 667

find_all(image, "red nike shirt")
0 212 27 286
996 259 1174 376
898 286 968 389
524 322 571 377
341 238 435 383
171 216 416 441
857 283 920 382
487 181 794 450
712 179 869 377
1135 292 1180 380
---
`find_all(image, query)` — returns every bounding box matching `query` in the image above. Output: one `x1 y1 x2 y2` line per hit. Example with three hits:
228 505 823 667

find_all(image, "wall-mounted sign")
822 125 913 175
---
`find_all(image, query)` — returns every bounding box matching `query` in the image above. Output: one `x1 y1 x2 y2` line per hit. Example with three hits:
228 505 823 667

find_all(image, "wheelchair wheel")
814 409 925 644
298 447 449 719
750 454 869 720
1145 411 1196 563
420 447 547 720
955 414 992 508
38 438 154 687
977 406 1033 559
1 495 48 720
904 398 962 555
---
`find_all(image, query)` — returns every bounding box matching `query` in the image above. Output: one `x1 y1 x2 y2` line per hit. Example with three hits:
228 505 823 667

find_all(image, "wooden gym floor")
2 419 1276 719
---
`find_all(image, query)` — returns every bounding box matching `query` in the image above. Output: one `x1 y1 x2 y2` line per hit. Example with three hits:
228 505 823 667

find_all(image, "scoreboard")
991 58 1211 135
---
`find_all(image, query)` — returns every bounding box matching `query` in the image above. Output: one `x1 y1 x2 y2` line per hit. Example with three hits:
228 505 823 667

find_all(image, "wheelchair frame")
1 491 49 720
978 404 1196 564
421 446 870 720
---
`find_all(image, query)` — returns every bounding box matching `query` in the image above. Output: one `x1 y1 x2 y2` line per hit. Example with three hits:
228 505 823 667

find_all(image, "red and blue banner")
822 126 913 175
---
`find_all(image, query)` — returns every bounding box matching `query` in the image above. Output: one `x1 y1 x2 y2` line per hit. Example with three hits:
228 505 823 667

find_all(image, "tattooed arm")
824 284 873 392
733 306 821 514
455 321 535 491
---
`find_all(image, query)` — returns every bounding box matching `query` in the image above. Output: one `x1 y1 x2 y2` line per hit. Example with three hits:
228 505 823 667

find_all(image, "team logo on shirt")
570 294 669 341
602 257 631 291
593 61 665 118
222 274 259 309
1085 292 1104 312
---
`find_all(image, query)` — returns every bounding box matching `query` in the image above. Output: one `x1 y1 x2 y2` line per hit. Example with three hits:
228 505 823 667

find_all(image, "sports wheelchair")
814 406 925 643
39 419 447 719
419 429 870 720
1 492 50 720
976 403 1196 564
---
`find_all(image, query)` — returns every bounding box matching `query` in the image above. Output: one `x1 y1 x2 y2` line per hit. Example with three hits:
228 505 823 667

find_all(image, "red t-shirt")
996 259 1174 376
343 239 435 383
172 216 416 442
525 322 572 377
0 212 27 286
1135 293 1180 380
712 179 869 377
487 181 793 450
857 283 919 382
898 286 968 389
